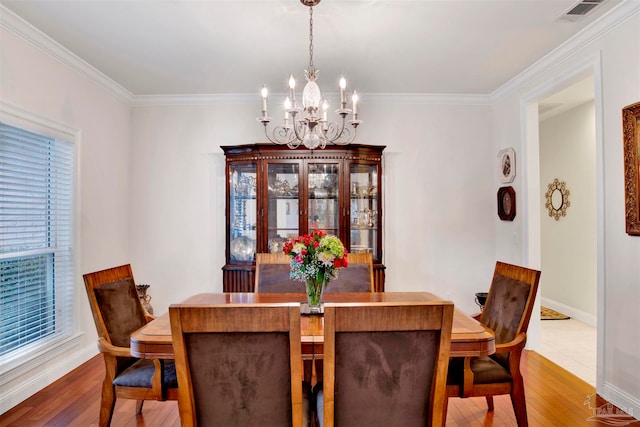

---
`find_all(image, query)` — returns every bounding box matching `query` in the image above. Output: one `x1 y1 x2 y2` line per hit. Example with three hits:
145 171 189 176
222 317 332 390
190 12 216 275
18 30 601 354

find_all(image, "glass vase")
305 277 326 314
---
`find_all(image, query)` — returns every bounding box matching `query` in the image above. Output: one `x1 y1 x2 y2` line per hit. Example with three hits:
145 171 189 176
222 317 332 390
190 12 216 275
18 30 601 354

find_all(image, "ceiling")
0 0 622 97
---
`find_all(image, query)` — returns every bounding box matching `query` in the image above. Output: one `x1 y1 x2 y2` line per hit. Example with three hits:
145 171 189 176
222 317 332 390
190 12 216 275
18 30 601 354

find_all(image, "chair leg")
510 381 528 427
486 395 494 411
442 396 450 426
99 379 116 427
136 400 144 414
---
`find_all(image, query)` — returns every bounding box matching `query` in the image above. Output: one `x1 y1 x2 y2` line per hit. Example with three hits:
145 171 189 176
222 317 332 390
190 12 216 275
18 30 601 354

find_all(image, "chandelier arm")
263 124 302 148
291 119 308 143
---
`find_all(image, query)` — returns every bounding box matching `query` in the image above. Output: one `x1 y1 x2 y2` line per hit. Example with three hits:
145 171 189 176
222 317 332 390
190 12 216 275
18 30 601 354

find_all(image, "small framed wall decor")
497 186 516 221
623 101 640 235
544 178 570 220
498 147 516 184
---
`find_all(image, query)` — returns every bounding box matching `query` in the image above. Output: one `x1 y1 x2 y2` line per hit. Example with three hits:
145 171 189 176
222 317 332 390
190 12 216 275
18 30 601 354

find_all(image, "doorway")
522 61 604 389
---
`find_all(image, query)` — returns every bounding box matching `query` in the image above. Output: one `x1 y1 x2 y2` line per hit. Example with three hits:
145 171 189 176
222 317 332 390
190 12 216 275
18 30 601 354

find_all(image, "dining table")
130 292 495 359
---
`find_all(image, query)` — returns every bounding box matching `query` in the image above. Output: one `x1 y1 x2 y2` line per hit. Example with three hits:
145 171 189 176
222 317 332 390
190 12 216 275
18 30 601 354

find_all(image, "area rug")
541 306 570 320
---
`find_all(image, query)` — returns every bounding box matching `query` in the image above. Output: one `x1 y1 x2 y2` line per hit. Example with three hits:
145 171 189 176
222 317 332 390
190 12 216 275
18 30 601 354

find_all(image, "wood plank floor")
1 350 638 426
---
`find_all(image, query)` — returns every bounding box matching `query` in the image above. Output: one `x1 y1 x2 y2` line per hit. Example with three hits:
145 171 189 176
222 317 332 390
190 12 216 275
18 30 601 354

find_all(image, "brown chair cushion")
325 264 372 293
185 331 294 426
94 277 147 348
256 264 303 293
332 330 438 427
447 356 512 386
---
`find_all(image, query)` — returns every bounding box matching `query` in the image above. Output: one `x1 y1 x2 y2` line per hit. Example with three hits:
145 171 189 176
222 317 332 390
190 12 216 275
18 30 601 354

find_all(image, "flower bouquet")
282 230 348 312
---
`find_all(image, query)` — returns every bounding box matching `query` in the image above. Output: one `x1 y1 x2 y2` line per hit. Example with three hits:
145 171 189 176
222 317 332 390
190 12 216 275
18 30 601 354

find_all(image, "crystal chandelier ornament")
258 0 362 149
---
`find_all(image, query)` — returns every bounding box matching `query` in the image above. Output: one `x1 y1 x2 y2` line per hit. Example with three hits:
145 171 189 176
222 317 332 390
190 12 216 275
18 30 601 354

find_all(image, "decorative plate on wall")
498 148 516 184
545 178 570 220
497 186 516 221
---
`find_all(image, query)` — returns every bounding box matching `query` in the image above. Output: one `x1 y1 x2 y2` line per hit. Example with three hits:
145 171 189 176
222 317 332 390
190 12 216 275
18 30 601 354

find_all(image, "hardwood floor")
1 350 638 426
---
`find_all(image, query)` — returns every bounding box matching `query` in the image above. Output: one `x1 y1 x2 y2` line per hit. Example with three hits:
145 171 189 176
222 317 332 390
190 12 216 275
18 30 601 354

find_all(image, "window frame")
0 102 82 381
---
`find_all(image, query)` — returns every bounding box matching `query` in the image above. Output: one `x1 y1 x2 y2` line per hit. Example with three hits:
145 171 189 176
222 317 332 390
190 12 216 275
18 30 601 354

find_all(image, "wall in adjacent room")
539 101 597 323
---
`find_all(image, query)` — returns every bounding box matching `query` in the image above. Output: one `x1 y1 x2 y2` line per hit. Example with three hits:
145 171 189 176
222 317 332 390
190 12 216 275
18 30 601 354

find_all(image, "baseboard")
0 344 97 414
541 297 596 326
602 383 640 421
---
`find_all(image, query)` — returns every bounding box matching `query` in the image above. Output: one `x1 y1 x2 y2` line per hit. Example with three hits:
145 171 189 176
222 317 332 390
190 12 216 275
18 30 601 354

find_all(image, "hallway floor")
539 318 597 386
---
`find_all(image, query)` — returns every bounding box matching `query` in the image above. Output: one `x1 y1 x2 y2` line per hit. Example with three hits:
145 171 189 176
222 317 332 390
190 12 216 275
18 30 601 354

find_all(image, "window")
0 122 75 359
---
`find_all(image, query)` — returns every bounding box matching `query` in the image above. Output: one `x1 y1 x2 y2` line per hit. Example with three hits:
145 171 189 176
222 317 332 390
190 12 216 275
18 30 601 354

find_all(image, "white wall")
129 100 496 316
0 27 132 411
539 101 597 323
492 6 640 417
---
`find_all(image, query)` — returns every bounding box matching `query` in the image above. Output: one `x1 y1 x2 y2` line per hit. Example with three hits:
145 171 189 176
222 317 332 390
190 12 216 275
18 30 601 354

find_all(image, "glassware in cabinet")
349 163 379 260
229 163 257 262
307 162 340 236
266 162 300 253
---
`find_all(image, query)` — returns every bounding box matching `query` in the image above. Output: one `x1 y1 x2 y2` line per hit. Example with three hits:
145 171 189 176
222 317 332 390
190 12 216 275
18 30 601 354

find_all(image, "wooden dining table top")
130 292 495 359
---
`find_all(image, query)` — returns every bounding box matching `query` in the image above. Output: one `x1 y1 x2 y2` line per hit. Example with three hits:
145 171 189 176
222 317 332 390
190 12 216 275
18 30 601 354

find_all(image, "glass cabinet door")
349 163 379 259
307 162 340 236
229 163 257 262
266 162 300 253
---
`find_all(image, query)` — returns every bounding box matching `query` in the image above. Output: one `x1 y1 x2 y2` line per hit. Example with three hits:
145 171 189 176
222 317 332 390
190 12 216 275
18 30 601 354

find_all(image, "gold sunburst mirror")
545 178 570 220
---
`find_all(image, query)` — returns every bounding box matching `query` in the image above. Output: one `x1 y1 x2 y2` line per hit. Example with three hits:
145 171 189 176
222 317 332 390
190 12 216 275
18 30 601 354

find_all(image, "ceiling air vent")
557 0 606 22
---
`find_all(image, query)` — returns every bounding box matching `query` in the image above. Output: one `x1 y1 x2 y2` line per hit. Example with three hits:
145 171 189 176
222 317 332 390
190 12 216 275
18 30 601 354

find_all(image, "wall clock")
497 186 516 221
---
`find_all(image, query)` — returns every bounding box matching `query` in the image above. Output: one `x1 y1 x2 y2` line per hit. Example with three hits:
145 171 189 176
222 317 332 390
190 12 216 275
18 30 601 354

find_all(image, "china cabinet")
222 143 385 292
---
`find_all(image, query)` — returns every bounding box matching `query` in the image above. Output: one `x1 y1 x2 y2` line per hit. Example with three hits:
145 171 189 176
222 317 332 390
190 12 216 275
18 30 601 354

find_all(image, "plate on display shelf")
230 235 256 261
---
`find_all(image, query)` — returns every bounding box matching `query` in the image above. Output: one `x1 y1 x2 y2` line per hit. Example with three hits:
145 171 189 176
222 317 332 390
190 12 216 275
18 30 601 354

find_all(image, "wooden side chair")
83 264 177 427
316 301 454 427
169 303 310 427
444 261 541 426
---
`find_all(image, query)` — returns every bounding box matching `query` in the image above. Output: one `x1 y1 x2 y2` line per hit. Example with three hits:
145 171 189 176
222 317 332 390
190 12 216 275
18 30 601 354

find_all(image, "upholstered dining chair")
316 301 454 427
83 264 178 427
444 261 541 426
169 303 311 427
255 252 374 293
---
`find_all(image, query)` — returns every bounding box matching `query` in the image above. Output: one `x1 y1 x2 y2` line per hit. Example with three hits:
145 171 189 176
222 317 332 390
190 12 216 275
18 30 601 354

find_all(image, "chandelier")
257 0 362 150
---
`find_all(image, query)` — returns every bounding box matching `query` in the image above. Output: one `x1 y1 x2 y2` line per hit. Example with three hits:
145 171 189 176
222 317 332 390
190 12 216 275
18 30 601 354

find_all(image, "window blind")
0 122 74 357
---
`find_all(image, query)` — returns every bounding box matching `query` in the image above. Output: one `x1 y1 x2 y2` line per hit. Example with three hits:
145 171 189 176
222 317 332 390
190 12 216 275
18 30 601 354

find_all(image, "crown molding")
0 5 134 104
491 0 640 102
131 92 491 107
130 93 258 107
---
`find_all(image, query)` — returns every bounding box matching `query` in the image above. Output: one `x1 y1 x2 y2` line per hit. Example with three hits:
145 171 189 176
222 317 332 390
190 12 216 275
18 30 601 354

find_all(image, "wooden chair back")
325 252 374 293
480 261 541 365
254 253 303 293
321 301 454 427
84 264 148 348
170 303 305 427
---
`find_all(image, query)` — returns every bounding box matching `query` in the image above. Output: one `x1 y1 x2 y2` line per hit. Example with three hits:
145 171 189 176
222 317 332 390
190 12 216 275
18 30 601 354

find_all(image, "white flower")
292 242 306 254
316 251 335 267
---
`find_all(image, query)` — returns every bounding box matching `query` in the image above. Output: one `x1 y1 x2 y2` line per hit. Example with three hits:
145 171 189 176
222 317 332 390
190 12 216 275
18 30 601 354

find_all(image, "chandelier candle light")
258 0 362 150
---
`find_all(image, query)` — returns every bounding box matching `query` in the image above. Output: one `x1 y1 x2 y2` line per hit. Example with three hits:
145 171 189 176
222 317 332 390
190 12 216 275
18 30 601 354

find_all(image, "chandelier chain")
308 6 314 73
